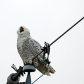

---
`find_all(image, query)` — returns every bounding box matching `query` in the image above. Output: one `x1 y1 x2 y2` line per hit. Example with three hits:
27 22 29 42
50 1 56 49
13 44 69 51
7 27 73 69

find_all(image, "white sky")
0 0 84 84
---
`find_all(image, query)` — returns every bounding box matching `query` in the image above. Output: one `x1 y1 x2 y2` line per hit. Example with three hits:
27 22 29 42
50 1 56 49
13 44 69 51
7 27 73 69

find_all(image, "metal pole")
25 72 31 84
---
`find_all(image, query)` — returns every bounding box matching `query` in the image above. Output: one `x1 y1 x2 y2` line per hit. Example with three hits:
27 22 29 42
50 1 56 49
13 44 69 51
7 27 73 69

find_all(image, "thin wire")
32 17 84 61
32 68 48 84
50 17 84 46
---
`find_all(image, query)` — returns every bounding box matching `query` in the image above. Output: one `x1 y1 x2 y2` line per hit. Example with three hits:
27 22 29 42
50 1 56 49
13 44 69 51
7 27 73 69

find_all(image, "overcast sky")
0 0 84 84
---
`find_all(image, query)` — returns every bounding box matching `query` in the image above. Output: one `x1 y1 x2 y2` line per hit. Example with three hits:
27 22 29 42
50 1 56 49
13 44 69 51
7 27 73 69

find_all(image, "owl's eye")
20 27 24 32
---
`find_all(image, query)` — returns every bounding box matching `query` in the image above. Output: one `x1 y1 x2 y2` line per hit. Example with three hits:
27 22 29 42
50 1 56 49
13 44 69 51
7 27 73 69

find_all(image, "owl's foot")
24 59 32 65
28 58 32 64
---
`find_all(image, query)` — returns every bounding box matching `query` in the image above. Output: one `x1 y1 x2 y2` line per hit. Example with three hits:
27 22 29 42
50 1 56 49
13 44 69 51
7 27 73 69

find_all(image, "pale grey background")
0 0 84 84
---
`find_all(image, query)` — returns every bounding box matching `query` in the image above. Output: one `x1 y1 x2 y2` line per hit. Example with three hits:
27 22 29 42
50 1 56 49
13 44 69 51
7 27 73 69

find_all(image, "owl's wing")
24 38 55 75
28 38 44 61
28 38 55 75
21 38 35 64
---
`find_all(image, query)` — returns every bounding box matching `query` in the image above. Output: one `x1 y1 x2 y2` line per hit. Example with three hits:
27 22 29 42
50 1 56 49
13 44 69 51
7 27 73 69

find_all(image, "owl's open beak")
20 26 24 32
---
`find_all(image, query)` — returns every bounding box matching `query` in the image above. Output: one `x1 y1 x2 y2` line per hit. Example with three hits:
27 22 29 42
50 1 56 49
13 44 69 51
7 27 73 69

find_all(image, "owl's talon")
28 58 32 64
24 62 28 65
29 60 32 64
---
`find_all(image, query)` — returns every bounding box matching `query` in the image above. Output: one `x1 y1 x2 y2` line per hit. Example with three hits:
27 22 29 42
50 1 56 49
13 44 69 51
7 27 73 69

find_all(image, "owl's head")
17 26 30 38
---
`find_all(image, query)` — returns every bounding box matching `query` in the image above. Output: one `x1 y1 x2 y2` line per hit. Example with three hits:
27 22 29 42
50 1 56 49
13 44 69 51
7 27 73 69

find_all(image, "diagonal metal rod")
32 17 84 61
50 17 84 46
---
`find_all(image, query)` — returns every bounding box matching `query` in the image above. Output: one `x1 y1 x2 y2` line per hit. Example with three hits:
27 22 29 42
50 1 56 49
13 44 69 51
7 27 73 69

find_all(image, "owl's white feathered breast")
17 26 43 66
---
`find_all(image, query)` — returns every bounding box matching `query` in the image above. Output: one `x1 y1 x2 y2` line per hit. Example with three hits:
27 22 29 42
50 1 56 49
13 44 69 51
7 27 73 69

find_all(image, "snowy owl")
17 26 55 76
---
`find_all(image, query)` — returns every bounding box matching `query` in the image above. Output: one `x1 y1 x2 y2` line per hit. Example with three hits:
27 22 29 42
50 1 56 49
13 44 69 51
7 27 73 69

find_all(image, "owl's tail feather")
36 60 55 76
49 65 55 74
